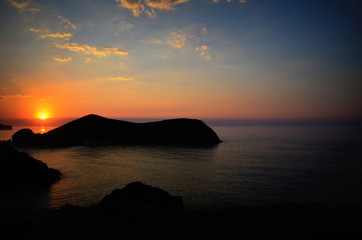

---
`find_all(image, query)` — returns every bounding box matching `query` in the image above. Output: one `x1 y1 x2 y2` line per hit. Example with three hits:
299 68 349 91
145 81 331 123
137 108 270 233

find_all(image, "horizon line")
1 116 361 127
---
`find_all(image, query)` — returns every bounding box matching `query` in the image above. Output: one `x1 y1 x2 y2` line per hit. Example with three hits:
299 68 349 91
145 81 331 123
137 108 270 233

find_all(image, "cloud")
27 7 40 12
53 57 72 62
8 0 31 10
54 42 129 57
103 46 118 50
167 31 192 48
84 58 91 63
8 0 41 12
29 28 41 33
114 50 129 55
58 16 78 30
0 94 32 100
109 76 134 81
39 32 73 39
195 45 211 60
115 0 190 17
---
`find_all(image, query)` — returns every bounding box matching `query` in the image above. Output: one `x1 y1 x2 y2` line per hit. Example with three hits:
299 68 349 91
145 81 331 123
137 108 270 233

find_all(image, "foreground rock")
12 114 221 146
0 142 60 189
98 182 183 209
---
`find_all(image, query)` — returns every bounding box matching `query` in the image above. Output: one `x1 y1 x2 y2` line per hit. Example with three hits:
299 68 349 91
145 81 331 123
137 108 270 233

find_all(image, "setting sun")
38 114 48 120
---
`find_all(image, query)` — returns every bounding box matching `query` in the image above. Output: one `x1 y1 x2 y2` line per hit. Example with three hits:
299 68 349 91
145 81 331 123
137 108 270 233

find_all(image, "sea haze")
1 124 361 209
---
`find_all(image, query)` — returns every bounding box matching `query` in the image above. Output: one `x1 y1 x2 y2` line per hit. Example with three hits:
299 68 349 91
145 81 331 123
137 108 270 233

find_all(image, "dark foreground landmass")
1 182 361 240
0 142 60 189
12 114 221 146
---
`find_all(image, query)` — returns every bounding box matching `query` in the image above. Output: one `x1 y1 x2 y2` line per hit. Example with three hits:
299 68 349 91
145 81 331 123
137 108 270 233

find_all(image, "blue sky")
0 0 361 120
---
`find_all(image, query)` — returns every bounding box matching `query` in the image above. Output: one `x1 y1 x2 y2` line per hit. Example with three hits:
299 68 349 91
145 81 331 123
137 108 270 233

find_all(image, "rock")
98 182 183 209
12 129 37 144
0 142 61 189
12 114 221 146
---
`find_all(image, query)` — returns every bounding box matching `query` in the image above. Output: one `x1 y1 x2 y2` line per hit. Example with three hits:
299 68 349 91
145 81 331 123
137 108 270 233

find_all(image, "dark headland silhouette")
12 114 221 146
0 123 12 130
0 142 60 189
98 182 183 210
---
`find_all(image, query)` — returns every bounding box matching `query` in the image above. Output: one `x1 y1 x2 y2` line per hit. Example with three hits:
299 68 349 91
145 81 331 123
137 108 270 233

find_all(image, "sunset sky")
0 0 361 121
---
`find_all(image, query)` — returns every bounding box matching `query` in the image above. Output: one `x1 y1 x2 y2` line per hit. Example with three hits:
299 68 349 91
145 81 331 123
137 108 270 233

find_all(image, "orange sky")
1 0 361 121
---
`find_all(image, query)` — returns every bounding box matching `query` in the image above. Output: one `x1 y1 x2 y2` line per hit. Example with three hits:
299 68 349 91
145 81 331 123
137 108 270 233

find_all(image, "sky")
0 0 361 122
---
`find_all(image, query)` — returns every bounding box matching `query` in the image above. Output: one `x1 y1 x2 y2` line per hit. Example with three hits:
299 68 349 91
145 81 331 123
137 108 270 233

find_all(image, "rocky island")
12 114 221 146
0 124 12 130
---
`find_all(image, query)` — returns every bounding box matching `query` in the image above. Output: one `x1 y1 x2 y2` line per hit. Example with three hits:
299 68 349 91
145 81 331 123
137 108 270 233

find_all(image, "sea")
1 123 362 209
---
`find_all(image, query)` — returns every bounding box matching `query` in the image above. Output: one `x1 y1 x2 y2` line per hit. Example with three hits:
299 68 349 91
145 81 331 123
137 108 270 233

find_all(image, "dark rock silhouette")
0 123 12 130
98 182 183 209
12 114 221 146
0 142 60 189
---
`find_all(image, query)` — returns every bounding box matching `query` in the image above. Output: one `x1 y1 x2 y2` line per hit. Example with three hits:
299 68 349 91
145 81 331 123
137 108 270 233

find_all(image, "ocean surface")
1 125 362 209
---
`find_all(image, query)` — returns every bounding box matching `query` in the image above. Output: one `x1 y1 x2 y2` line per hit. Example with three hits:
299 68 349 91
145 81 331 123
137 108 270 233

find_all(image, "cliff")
0 142 60 189
12 114 221 146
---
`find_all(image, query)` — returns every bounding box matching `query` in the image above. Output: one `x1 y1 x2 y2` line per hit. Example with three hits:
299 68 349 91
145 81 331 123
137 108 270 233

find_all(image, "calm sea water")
1 125 361 209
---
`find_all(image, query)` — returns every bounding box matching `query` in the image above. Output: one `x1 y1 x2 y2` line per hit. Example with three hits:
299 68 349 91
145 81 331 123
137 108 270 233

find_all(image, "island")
0 141 61 189
0 124 12 130
12 114 221 146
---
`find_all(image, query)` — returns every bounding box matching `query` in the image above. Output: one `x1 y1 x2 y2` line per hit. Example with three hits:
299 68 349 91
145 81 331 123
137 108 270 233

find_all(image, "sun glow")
38 114 48 120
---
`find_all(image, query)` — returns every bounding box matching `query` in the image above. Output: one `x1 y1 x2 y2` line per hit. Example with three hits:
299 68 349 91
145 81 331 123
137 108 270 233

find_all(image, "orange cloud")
116 0 190 17
53 57 72 62
146 0 190 10
109 76 134 81
103 46 118 50
8 0 41 12
103 46 129 55
8 0 31 10
54 42 129 57
114 50 129 55
196 45 211 60
39 32 73 39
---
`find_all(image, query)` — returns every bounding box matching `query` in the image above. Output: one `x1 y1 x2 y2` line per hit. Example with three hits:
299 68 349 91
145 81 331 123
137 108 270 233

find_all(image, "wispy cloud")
8 0 31 10
103 46 118 50
39 32 73 40
28 28 41 33
54 42 129 57
115 0 190 17
8 0 41 12
58 16 78 30
53 57 72 62
27 7 40 12
167 31 192 48
114 50 129 55
109 76 134 81
0 94 32 100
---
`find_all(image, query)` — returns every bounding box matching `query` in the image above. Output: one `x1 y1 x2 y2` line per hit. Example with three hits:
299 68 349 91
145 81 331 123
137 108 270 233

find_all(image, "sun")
38 114 48 120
